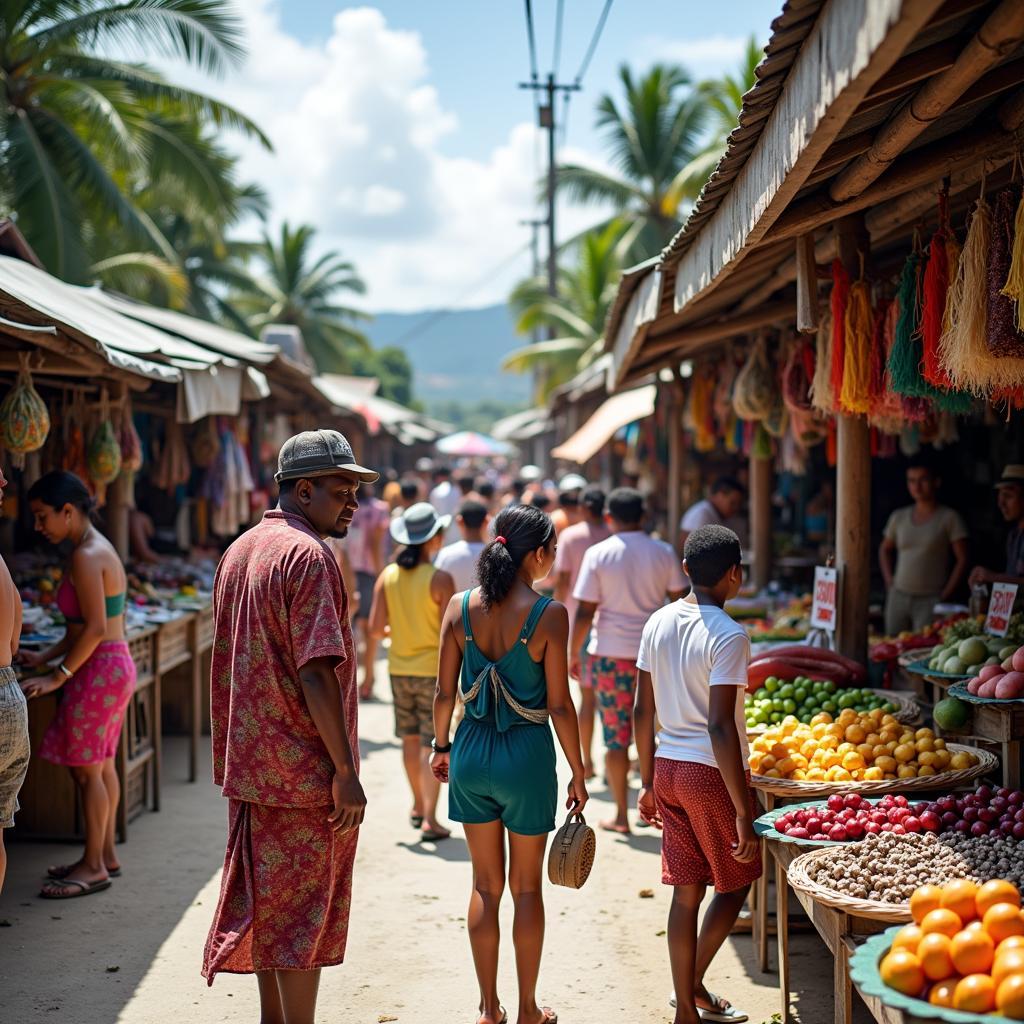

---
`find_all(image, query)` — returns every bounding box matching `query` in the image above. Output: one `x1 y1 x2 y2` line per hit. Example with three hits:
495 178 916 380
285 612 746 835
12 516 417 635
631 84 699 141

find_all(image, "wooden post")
750 450 773 591
795 234 820 333
106 382 130 562
667 375 685 549
835 215 871 661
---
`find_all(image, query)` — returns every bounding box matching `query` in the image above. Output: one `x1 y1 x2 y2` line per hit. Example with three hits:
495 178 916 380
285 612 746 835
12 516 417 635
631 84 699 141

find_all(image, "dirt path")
0 666 849 1023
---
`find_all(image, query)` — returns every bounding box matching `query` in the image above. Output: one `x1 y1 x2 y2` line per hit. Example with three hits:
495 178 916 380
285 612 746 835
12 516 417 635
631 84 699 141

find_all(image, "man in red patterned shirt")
202 430 377 1024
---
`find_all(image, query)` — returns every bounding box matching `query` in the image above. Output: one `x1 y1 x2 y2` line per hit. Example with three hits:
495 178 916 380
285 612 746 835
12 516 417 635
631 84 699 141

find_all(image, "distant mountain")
363 303 531 408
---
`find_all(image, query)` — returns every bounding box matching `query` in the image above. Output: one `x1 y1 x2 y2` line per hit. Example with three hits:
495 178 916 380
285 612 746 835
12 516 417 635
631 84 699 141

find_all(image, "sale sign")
985 582 1018 637
811 566 838 631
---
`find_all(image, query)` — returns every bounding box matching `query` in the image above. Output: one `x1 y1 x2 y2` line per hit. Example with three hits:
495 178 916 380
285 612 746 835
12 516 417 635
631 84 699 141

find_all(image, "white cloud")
169 2 609 312
640 33 751 77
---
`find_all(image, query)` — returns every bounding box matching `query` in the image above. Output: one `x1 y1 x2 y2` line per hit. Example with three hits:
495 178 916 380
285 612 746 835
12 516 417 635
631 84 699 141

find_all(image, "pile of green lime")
744 678 897 730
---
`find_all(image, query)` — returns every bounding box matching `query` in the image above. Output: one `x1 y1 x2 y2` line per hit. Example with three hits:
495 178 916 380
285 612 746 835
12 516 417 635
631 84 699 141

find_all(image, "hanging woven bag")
0 353 50 468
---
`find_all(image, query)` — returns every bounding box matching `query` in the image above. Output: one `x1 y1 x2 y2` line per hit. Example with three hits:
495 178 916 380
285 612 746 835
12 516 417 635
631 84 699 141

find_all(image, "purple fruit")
941 811 959 826
993 797 1009 814
954 819 971 832
979 807 999 823
1010 791 1024 807
978 785 994 801
971 821 990 837
964 806 980 822
1001 821 1017 837
1013 822 1024 840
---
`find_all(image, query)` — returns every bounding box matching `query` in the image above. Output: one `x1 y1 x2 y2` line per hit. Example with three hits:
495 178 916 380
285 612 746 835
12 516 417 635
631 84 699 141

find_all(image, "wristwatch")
431 738 452 754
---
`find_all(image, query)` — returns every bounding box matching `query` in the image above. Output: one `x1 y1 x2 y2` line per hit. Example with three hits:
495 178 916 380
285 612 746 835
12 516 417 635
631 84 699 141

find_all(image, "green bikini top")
459 589 552 732
57 576 126 624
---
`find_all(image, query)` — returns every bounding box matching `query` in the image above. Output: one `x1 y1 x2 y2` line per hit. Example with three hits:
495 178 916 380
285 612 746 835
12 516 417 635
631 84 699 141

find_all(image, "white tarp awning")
550 384 656 464
89 287 279 365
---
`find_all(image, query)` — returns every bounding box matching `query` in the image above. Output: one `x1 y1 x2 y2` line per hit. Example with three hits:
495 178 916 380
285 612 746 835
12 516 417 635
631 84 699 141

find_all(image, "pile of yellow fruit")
748 710 978 783
880 878 1024 1016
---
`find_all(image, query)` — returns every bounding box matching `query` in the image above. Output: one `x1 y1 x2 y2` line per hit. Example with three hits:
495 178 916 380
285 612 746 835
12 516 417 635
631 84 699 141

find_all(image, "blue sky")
181 2 770 311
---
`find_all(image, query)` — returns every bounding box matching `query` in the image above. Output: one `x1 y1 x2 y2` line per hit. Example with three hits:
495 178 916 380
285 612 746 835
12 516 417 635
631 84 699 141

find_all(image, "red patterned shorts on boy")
654 758 762 892
585 655 637 750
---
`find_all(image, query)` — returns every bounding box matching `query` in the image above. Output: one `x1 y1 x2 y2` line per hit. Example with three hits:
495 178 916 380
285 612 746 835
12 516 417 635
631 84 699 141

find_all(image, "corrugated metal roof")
0 256 181 383
88 287 280 365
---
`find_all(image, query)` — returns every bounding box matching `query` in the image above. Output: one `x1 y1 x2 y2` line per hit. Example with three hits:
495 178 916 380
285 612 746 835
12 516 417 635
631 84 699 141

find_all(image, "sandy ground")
0 663 858 1023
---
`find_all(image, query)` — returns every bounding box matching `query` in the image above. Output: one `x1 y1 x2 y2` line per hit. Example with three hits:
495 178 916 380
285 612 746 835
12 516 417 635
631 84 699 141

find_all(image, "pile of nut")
938 832 1024 889
802 832 974 904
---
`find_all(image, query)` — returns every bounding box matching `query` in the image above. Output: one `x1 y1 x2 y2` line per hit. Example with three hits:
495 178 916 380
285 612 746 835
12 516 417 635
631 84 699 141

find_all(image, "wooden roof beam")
830 0 1024 201
766 86 1024 243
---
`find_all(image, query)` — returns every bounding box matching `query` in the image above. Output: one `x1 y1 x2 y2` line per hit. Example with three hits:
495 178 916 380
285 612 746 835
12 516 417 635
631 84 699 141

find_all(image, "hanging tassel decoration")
988 185 1024 358
921 191 954 387
839 277 873 413
829 259 850 401
810 316 834 414
1001 177 1024 329
888 251 926 396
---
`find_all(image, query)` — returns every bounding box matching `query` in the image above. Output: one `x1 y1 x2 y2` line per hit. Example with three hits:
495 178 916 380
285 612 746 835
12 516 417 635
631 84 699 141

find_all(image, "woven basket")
787 847 913 923
547 813 596 889
747 689 919 737
751 743 998 798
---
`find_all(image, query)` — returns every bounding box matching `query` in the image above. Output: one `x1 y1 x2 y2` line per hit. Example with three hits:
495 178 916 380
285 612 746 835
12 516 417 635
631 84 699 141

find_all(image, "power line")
387 241 533 349
551 0 565 80
572 0 614 87
523 0 539 84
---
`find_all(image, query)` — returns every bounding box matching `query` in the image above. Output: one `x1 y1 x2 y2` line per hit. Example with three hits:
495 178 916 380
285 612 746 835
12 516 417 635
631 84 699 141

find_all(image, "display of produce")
929 634 1018 677
803 831 973 904
770 786 1024 845
965 646 1024 699
877 878 1024 1015
745 681 897 729
749 712 974 782
746 644 867 692
869 613 970 661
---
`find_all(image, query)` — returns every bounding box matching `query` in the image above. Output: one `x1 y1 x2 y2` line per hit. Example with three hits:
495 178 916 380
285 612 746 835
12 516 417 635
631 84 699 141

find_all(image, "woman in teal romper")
432 503 588 1024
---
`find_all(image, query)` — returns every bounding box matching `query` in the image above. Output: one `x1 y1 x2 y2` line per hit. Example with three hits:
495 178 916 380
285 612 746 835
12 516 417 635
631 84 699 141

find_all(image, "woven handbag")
547 812 596 889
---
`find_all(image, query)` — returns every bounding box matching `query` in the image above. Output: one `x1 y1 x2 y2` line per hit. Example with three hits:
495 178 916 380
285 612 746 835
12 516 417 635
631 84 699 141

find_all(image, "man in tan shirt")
879 458 969 635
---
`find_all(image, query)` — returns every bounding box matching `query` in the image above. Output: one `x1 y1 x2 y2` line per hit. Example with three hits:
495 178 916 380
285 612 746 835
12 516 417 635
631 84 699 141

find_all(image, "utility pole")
519 216 547 344
520 73 580 301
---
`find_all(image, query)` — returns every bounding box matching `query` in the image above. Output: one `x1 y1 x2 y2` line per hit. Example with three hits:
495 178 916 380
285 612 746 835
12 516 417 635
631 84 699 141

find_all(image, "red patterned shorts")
202 799 359 983
585 655 636 750
39 640 135 766
654 759 762 892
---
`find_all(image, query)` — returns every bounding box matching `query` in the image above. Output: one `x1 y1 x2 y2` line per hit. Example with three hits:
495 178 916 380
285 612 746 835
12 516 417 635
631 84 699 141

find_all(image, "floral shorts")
390 674 436 747
585 655 636 751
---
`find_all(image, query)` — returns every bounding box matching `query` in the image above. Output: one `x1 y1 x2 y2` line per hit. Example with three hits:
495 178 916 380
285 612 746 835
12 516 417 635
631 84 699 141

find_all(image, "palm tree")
671 37 763 203
553 64 707 260
0 0 270 280
234 222 371 373
504 220 637 399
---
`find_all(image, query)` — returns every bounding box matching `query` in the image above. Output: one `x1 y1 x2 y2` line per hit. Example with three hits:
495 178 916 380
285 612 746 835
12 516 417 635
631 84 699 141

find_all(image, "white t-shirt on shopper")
434 539 485 593
573 531 686 661
679 498 723 534
637 599 750 768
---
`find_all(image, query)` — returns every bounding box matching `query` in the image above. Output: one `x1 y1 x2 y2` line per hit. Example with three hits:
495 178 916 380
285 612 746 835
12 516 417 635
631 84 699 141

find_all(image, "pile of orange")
749 711 976 783
880 878 1024 1017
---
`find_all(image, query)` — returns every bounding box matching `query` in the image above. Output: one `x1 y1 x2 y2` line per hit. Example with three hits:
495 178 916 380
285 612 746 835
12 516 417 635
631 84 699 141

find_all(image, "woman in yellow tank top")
370 502 455 841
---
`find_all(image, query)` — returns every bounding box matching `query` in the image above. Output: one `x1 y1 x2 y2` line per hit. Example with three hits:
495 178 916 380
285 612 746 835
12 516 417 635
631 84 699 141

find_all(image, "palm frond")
91 250 190 306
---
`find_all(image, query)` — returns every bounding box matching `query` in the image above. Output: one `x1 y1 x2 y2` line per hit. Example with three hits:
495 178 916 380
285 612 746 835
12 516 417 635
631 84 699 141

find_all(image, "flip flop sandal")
420 829 451 842
48 863 121 879
697 993 748 1023
410 815 424 829
541 1010 558 1023
40 877 112 900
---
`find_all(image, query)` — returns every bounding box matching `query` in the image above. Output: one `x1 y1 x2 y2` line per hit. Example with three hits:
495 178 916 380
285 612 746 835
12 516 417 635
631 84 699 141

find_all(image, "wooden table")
767 837 893 1024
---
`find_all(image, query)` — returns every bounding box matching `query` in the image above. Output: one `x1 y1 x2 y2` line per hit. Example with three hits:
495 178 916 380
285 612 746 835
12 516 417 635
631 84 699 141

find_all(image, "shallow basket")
750 742 998 798
754 797 882 848
948 680 1024 706
747 689 918 736
787 846 913 923
850 927 996 1024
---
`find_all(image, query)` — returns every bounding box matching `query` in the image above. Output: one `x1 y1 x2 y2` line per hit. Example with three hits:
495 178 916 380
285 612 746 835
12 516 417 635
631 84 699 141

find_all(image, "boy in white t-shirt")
635 525 761 1024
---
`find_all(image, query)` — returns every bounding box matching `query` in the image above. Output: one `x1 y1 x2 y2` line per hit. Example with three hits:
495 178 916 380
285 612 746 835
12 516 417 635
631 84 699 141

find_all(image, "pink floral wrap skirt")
39 640 135 766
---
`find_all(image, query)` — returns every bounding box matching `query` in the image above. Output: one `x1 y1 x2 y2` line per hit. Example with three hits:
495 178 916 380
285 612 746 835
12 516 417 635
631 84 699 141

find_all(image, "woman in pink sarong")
19 471 135 899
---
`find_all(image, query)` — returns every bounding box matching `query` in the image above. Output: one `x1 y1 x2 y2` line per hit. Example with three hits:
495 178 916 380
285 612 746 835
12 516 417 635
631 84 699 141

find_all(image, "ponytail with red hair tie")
495 535 507 545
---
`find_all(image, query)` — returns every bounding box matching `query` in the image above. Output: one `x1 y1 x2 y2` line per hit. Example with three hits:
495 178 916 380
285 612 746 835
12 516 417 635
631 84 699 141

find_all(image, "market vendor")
968 465 1024 590
879 458 969 635
678 476 745 553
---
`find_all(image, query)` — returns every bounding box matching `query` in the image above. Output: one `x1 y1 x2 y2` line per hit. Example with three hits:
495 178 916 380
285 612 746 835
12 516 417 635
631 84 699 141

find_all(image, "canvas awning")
550 384 656 464
88 287 280 365
313 373 441 441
